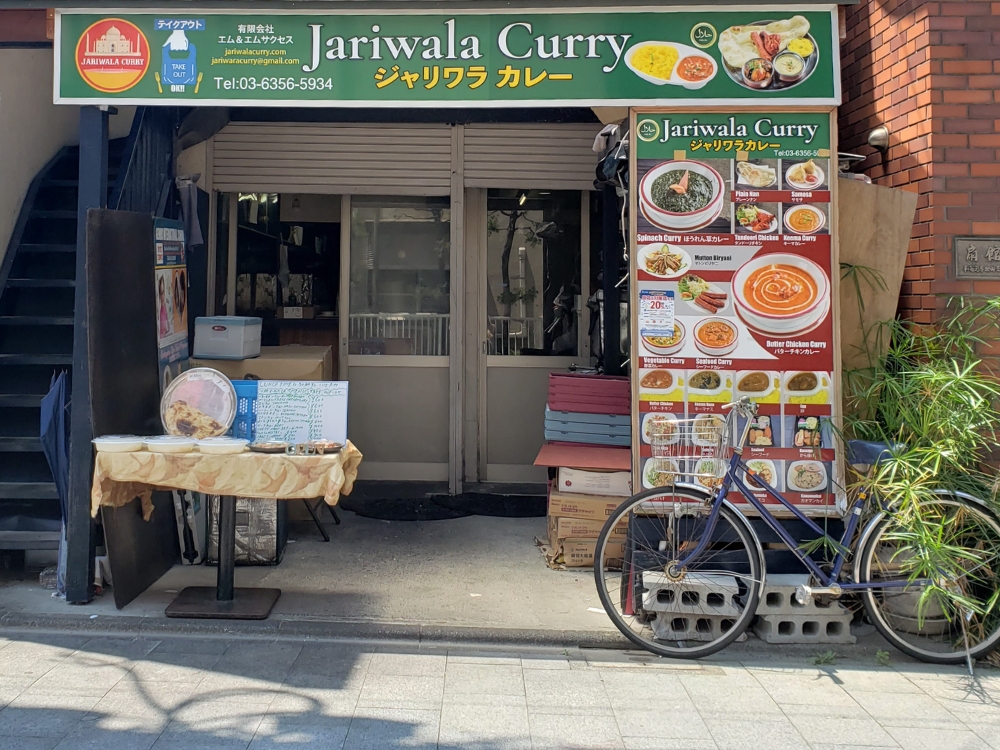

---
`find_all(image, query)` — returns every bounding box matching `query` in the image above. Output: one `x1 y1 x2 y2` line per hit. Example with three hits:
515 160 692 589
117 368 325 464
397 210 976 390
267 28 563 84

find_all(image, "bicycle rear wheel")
857 497 1000 664
594 487 763 659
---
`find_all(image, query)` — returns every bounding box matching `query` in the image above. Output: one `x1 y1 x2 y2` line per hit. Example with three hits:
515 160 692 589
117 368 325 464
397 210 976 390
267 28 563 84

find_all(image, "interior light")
518 191 528 206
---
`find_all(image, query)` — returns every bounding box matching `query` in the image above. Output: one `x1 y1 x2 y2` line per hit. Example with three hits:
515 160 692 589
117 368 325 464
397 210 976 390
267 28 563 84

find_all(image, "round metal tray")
160 367 237 439
720 22 819 92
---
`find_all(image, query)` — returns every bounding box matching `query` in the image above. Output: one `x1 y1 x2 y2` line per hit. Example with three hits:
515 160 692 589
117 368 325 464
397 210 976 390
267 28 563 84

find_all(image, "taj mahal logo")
76 19 150 93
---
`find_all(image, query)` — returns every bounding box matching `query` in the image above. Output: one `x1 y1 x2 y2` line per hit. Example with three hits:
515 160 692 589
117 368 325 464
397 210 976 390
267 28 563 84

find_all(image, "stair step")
0 354 72 365
0 394 45 407
6 279 75 288
0 437 44 453
0 530 61 550
30 210 77 220
18 244 76 253
0 316 74 326
0 483 58 500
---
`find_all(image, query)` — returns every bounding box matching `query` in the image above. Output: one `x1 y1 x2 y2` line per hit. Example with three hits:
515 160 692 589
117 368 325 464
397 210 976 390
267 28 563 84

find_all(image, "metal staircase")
0 138 127 552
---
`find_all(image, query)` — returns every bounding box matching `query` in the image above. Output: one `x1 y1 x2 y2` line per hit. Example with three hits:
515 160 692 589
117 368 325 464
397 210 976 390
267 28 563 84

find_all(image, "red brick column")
839 0 1000 323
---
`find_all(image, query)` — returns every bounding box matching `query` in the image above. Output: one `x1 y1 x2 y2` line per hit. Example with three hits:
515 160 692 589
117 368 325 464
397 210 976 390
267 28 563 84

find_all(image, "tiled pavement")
0 631 998 749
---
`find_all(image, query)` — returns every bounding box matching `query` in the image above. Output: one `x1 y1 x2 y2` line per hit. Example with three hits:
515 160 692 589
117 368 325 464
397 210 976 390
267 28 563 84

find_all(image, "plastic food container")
92 435 145 453
144 436 196 453
197 437 249 455
193 316 262 360
161 368 237 439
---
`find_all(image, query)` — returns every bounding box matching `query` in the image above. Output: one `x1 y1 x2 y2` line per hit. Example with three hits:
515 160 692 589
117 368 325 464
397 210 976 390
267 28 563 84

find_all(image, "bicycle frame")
675 446 920 593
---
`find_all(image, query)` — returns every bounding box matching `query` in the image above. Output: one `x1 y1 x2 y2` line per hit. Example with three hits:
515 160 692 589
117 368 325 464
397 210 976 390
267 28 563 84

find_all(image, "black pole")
216 495 236 601
66 106 108 604
601 184 622 376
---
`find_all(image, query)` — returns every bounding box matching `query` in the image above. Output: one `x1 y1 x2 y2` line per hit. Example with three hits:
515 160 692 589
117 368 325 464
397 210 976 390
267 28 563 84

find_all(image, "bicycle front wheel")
594 487 763 659
858 497 1000 664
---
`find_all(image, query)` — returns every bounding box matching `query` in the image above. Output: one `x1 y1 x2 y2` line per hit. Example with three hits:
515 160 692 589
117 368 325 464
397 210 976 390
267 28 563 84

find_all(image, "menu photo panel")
631 110 839 514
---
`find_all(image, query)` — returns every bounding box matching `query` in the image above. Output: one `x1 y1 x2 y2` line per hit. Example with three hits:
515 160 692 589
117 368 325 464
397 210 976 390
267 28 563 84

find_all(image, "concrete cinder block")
756 574 841 616
753 613 857 645
651 611 748 643
642 572 743 617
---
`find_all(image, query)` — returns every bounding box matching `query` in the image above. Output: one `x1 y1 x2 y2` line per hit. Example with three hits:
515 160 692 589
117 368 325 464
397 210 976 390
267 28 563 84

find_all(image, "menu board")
630 111 838 514
254 381 349 444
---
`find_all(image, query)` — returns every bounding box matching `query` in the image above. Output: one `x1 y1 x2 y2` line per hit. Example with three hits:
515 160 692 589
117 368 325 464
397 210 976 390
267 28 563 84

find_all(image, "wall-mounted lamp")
868 125 890 153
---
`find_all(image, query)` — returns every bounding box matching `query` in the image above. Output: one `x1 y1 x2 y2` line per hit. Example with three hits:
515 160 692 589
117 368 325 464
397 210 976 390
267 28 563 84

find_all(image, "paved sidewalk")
0 630 998 749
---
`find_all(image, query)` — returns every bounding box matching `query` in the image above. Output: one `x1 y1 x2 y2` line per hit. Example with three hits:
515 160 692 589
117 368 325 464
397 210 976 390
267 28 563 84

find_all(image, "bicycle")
594 396 1000 664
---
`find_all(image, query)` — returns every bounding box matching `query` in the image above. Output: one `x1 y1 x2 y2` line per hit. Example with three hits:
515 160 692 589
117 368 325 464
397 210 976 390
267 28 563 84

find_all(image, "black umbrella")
40 372 70 518
39 372 70 594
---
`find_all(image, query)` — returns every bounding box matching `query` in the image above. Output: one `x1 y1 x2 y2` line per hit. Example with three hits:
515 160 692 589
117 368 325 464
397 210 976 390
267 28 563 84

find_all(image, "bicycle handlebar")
722 396 758 416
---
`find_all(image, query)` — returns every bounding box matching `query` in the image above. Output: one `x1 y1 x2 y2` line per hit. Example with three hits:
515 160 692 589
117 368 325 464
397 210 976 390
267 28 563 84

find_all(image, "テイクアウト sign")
55 9 840 107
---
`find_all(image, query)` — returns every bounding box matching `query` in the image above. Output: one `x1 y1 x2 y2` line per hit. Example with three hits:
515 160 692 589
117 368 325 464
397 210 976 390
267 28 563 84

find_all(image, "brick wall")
838 0 1000 324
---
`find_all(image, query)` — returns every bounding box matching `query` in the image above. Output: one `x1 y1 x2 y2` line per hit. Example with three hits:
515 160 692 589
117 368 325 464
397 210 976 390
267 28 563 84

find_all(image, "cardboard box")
547 490 624 522
191 345 334 381
277 305 318 320
548 515 626 543
557 467 632 497
561 538 625 568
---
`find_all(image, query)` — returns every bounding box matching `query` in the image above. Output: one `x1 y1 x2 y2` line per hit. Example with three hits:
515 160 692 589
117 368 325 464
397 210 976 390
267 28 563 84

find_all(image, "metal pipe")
601 185 622 374
216 495 236 601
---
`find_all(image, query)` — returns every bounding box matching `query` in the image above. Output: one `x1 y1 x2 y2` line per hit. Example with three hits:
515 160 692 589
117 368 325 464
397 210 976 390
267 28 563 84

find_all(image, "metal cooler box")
207 496 289 565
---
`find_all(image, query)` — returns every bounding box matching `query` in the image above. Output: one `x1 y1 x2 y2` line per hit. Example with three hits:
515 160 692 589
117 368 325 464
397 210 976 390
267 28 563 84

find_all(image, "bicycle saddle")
847 440 905 467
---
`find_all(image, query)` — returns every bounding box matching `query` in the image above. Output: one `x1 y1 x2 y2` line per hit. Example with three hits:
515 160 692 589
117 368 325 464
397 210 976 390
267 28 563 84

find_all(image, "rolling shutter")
212 123 453 195
463 123 600 191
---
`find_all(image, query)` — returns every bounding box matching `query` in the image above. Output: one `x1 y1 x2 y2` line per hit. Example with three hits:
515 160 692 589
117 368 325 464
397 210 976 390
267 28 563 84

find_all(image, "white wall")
0 49 134 268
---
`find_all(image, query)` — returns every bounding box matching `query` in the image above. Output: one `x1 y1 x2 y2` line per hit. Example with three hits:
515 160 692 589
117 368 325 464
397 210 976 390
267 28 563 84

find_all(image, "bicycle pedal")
795 584 842 605
794 585 813 606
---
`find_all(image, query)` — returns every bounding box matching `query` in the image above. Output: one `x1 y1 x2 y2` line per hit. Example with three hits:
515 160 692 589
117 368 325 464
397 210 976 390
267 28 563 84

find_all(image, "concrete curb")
0 607 914 664
0 609 631 648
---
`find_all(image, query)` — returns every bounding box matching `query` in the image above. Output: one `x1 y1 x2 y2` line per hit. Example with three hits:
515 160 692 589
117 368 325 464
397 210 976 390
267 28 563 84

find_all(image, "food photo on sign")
634 249 834 365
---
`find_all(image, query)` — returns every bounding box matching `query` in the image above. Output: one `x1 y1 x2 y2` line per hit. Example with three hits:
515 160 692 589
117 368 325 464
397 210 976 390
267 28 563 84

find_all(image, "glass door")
477 190 592 484
344 196 453 481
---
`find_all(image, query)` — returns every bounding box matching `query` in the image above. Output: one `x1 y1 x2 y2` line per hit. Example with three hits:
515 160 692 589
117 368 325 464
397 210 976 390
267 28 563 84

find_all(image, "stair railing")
0 146 74 298
109 106 178 216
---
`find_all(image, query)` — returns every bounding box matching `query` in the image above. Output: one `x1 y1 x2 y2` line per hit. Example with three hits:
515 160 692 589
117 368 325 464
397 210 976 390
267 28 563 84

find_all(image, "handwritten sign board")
954 237 1000 280
253 381 348 444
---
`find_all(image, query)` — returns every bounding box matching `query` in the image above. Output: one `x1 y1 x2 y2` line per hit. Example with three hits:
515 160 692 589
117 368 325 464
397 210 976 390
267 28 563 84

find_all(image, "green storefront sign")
55 9 840 107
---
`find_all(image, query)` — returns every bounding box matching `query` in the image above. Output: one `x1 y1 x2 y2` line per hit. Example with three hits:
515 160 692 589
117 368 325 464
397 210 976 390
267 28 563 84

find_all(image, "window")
486 190 581 356
349 196 451 356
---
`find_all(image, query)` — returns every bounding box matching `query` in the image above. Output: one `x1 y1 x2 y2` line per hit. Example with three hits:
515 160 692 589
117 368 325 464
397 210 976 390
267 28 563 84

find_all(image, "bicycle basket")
644 413 734 487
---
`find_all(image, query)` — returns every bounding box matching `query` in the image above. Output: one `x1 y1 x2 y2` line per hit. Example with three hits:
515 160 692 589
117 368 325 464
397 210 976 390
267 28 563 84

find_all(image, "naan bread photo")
736 161 777 188
718 16 811 70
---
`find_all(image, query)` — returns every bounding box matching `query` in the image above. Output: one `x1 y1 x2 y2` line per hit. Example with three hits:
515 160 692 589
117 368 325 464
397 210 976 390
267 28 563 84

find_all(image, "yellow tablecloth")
91 441 363 520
